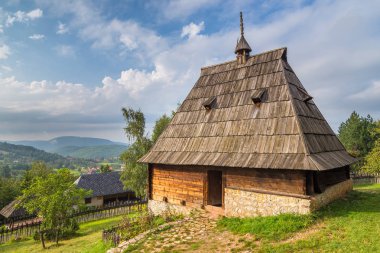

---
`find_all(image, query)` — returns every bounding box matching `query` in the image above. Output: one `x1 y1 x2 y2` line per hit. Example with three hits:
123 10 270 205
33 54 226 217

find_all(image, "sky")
0 0 380 143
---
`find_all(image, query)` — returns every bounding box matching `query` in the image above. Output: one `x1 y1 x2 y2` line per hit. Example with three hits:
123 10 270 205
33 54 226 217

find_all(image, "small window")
85 198 91 204
162 197 168 202
203 96 216 110
180 200 186 206
251 89 267 104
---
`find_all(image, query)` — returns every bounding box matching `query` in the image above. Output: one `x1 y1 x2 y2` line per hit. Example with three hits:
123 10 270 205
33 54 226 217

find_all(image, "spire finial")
240 11 244 36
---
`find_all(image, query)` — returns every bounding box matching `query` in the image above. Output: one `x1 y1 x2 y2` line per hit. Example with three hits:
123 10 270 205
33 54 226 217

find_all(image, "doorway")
207 170 223 206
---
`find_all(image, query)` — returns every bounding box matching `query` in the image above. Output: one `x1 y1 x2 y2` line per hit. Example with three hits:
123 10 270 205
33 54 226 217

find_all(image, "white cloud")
57 22 68 34
0 25 3 33
181 21 205 39
349 81 380 101
0 44 10 59
1 65 12 72
6 8 43 27
55 45 75 57
26 9 43 19
29 34 45 40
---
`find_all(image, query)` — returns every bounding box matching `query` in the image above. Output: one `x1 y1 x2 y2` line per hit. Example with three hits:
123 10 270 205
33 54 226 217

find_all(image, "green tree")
120 108 152 198
151 114 172 143
19 169 89 249
21 161 53 189
363 121 380 173
0 164 12 178
0 177 20 209
338 111 376 157
99 164 112 173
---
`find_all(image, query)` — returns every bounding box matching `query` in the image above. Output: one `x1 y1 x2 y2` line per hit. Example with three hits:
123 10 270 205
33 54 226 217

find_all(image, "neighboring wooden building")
74 172 136 207
0 200 29 221
139 13 356 217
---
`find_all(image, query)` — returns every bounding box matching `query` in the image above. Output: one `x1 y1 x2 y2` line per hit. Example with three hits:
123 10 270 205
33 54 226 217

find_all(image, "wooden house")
139 13 356 217
74 172 136 207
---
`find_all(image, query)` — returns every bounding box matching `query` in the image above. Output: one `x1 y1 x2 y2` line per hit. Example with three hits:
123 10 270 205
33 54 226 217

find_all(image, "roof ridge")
201 47 287 70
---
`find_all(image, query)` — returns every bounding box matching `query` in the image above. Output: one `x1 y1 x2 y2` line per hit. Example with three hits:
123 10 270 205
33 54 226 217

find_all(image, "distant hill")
55 145 128 159
0 142 94 170
10 136 128 159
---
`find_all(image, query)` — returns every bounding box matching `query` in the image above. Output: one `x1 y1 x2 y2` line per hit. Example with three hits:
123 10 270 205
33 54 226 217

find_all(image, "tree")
120 108 152 198
120 107 174 198
363 121 380 173
338 111 376 157
21 161 53 190
152 114 172 143
99 164 112 173
0 177 20 209
19 169 89 248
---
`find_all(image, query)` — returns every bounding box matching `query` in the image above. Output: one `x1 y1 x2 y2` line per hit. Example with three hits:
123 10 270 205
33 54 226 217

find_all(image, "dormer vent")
299 89 313 103
203 96 216 110
251 89 267 104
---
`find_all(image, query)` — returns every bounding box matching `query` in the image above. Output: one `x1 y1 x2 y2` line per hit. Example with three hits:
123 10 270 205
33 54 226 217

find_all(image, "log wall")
226 168 306 195
151 164 205 208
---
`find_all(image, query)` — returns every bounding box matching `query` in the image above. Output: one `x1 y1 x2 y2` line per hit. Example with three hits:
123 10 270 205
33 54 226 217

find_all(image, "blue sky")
0 0 380 142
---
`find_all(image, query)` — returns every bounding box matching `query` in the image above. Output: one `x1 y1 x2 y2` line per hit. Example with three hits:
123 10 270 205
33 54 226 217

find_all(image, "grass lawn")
0 215 124 253
218 183 380 252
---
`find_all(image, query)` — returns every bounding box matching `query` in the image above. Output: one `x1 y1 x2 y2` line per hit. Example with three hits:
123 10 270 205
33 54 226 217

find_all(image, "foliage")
56 144 128 160
0 215 124 253
122 108 146 142
0 142 96 173
120 138 152 197
0 177 21 209
151 114 172 143
338 111 376 158
20 161 53 189
99 164 112 173
120 107 174 198
363 122 380 173
218 213 315 241
19 168 90 248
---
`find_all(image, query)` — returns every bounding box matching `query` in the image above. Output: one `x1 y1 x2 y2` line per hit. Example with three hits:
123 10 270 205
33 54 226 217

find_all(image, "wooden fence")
351 172 380 185
0 200 146 244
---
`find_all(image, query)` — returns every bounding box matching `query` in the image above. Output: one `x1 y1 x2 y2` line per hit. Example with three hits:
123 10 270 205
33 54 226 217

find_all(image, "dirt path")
123 211 258 253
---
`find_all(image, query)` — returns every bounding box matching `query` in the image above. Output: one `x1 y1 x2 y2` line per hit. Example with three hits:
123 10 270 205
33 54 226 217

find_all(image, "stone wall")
310 179 353 211
224 179 353 217
148 200 193 216
224 188 311 217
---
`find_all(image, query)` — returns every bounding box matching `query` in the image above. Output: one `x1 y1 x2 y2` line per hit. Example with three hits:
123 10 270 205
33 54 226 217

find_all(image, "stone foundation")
224 188 311 217
148 199 193 216
149 180 353 217
310 179 353 211
224 179 353 217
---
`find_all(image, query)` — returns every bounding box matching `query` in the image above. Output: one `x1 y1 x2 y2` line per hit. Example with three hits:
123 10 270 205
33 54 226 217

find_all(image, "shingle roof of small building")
0 200 28 219
139 47 356 171
74 172 132 197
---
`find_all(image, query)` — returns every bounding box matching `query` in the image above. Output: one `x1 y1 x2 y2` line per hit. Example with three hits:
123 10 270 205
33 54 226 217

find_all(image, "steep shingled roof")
139 47 356 171
0 200 28 219
74 172 132 197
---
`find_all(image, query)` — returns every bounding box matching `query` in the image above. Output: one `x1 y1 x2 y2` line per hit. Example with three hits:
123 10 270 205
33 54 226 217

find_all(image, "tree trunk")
55 228 59 245
40 231 46 249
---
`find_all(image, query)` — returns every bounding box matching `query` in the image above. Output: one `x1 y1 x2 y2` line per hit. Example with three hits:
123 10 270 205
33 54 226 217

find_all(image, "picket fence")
0 200 146 244
351 172 380 185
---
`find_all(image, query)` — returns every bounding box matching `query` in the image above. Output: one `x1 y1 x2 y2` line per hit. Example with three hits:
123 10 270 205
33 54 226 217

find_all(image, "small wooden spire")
235 12 252 64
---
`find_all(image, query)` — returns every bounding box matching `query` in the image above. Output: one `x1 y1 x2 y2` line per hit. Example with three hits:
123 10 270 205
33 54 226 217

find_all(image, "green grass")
0 215 124 253
218 213 315 241
219 184 380 252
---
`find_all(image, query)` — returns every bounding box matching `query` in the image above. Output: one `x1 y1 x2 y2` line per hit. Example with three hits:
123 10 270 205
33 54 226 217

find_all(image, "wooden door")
207 170 223 206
